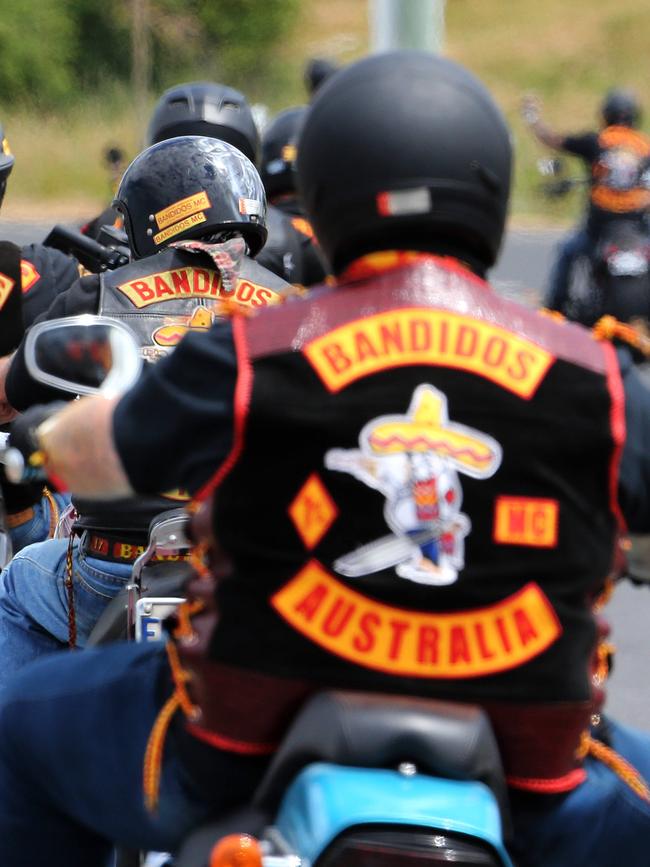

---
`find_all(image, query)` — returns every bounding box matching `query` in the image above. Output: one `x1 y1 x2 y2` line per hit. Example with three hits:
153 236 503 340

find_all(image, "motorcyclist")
259 106 330 286
522 89 650 313
0 136 290 684
153 85 327 286
3 52 650 866
82 81 320 287
304 56 338 97
79 80 260 242
0 122 77 551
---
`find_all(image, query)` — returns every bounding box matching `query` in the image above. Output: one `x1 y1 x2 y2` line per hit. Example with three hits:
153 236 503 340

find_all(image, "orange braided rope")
172 599 205 642
188 540 212 580
143 641 200 813
65 534 77 649
593 641 616 686
577 732 650 802
41 487 60 539
538 308 567 323
592 315 650 357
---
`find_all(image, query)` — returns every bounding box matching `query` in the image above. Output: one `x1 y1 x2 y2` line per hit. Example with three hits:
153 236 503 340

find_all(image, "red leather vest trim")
181 659 593 792
506 769 587 793
603 340 627 531
197 316 253 501
185 722 277 756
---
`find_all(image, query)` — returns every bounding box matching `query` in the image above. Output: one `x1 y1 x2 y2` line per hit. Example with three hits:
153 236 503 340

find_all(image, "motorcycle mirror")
24 314 142 398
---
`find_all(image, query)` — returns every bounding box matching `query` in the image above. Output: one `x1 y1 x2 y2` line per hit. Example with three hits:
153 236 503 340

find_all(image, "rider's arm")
526 118 566 151
521 96 598 156
560 133 600 162
618 348 650 532
521 95 567 151
113 321 237 495
20 244 82 326
4 273 100 411
37 320 238 499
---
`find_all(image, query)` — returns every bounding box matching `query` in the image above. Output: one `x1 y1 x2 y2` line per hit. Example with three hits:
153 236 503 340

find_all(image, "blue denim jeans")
0 536 132 688
8 491 71 554
0 640 648 866
0 642 270 864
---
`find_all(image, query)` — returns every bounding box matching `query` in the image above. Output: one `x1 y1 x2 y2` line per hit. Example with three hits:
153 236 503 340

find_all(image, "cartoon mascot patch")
325 384 502 586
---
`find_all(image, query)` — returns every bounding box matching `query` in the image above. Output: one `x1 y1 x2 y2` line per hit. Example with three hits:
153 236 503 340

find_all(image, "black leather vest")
99 246 288 362
208 256 621 714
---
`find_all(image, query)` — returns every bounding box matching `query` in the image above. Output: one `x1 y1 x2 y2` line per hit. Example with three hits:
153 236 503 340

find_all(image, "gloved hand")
520 93 542 126
5 402 67 484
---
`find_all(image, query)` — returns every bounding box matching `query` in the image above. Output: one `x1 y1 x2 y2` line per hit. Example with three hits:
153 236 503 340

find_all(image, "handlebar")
0 403 67 485
43 225 130 273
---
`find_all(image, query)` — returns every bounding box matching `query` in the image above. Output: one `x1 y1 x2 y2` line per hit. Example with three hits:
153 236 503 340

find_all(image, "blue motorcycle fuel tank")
274 763 513 866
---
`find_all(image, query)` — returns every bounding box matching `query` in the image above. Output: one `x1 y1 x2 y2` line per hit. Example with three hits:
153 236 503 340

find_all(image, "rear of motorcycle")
593 220 650 326
175 693 513 867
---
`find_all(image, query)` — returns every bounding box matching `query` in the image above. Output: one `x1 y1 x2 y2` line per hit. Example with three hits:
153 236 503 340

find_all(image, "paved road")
1 219 647 728
492 226 566 305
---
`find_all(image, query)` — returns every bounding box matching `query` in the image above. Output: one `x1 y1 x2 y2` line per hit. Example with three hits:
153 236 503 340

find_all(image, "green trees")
0 0 299 106
0 0 76 103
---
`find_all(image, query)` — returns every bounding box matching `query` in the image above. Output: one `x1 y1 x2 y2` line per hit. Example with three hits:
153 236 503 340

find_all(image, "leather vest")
591 125 650 216
99 247 288 362
84 247 289 538
196 254 624 791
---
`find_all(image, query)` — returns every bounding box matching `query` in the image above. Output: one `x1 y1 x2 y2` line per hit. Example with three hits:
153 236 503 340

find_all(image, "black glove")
6 403 67 484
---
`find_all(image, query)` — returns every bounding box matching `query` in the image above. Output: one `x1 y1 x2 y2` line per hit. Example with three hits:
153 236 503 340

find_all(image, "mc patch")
289 473 338 549
154 192 211 230
0 270 15 310
152 306 215 348
493 496 559 548
20 259 40 293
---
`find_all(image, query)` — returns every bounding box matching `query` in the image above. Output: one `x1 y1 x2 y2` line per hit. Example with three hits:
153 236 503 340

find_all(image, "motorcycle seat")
253 690 510 828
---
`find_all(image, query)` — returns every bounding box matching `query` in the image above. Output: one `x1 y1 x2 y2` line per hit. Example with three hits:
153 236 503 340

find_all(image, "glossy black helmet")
0 124 14 208
297 51 512 274
113 136 267 260
601 88 641 128
260 107 308 199
305 58 338 96
147 82 260 164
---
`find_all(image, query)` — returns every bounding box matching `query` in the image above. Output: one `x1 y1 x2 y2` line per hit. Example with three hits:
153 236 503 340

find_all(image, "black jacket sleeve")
561 131 600 163
618 347 650 532
20 243 82 327
6 274 101 411
113 321 237 496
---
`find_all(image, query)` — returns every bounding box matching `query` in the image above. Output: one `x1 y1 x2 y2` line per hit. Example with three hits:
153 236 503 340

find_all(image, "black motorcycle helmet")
0 124 14 209
147 82 260 164
305 58 338 97
113 136 267 260
601 88 641 128
297 51 512 275
260 107 307 199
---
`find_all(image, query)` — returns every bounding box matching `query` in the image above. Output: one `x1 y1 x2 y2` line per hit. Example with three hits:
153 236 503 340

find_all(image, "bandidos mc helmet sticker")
325 384 502 586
